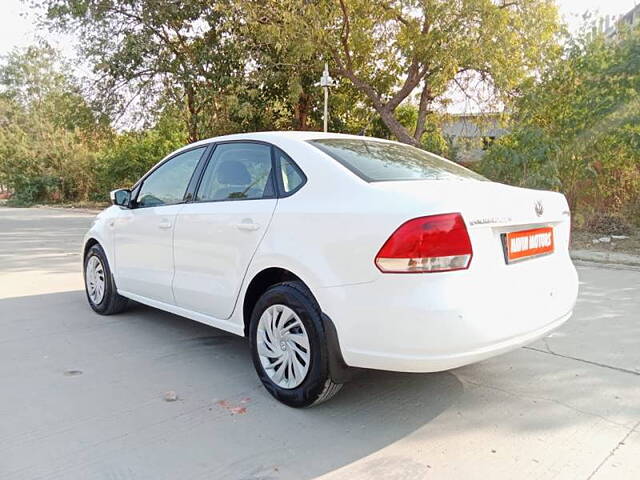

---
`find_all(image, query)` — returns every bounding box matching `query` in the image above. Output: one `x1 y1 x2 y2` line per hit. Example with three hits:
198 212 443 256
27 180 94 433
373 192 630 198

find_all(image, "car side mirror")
110 188 132 208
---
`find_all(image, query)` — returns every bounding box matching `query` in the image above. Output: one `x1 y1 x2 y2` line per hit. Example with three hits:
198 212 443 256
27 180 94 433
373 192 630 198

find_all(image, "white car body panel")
113 204 183 304
84 131 579 373
172 198 277 319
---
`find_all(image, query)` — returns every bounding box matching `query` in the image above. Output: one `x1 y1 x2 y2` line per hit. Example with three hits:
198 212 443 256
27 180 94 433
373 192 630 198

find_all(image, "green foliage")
479 127 561 189
37 0 562 147
0 45 190 203
95 111 187 197
36 0 247 142
420 127 449 158
0 103 100 203
0 46 105 203
5 0 635 222
254 0 562 145
367 104 449 155
479 26 640 218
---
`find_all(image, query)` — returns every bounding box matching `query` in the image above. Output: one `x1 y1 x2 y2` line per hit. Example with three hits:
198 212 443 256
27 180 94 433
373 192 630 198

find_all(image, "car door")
172 142 278 319
114 146 207 304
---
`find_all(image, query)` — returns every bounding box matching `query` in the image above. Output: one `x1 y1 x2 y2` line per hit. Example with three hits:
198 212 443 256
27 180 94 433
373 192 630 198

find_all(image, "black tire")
249 281 343 407
83 243 129 315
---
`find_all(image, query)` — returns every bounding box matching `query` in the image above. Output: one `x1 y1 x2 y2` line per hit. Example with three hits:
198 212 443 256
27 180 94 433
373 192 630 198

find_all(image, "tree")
0 45 107 202
37 0 246 142
0 44 102 131
211 3 368 134
96 108 187 194
252 0 561 146
480 26 640 219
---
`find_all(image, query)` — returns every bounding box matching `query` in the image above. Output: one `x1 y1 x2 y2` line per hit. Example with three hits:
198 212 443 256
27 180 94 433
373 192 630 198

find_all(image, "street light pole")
316 63 337 133
324 82 329 133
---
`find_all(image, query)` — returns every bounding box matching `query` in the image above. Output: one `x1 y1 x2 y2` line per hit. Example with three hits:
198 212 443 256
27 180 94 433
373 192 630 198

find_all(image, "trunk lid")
371 179 572 270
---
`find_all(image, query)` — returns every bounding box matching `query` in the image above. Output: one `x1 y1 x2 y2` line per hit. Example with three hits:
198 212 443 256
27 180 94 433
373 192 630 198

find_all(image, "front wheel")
84 243 128 315
249 282 342 407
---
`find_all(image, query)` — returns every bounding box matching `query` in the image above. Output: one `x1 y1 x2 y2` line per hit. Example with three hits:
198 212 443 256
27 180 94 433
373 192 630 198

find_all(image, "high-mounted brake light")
375 213 473 273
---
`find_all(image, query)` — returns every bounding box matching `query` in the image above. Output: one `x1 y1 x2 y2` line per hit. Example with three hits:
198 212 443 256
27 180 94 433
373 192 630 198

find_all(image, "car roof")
191 131 396 147
164 131 403 167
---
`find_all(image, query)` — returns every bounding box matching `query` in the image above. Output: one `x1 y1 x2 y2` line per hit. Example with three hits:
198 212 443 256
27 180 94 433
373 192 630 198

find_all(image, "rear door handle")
235 221 261 231
158 219 172 230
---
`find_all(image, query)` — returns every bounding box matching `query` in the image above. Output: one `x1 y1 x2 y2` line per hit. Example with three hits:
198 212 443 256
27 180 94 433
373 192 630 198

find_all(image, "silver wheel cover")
257 304 311 389
85 255 106 305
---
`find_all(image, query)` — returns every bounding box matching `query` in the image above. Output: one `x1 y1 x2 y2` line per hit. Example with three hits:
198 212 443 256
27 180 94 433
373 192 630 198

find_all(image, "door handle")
158 219 172 230
235 221 261 231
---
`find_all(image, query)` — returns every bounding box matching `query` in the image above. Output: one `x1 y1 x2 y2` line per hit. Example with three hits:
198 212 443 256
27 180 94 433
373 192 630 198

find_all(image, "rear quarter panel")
250 140 439 289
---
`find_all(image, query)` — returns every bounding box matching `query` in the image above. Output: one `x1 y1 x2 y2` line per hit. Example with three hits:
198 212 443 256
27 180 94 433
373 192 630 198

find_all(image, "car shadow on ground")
1 290 464 479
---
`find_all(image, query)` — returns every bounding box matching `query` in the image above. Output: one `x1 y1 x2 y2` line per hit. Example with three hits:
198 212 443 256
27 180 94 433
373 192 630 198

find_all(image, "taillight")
375 213 473 273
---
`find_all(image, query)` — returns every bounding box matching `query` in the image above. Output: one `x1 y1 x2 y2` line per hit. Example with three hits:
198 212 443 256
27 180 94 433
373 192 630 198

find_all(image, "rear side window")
308 138 486 182
196 143 275 201
275 148 306 195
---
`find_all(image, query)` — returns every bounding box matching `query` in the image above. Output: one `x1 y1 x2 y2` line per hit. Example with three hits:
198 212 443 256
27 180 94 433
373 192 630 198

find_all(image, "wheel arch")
241 266 354 383
242 267 303 337
83 237 100 259
82 234 116 280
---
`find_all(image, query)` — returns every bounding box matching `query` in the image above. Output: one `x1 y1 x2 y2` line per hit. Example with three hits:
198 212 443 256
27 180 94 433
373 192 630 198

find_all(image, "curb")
571 249 640 269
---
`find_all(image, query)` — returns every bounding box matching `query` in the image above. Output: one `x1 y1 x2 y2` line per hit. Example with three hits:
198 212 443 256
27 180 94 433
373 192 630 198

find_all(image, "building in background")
441 113 508 164
444 3 640 165
597 4 640 38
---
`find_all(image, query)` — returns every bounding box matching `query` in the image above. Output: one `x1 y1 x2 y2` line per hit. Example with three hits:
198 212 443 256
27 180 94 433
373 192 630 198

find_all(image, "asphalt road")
1 207 639 480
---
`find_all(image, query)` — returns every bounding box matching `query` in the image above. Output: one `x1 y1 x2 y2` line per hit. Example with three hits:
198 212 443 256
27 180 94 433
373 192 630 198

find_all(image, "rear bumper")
341 310 571 373
317 254 578 373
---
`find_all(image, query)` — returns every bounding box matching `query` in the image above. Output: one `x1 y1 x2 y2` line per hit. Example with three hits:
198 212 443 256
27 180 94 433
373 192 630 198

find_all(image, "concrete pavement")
1 207 639 479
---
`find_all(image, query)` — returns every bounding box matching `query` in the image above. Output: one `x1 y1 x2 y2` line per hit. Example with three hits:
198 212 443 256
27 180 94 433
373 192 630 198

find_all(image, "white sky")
559 0 638 30
0 0 75 57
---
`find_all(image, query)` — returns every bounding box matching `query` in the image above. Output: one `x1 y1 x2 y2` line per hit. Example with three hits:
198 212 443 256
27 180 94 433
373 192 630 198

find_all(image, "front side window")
137 147 205 207
196 143 274 201
308 138 487 182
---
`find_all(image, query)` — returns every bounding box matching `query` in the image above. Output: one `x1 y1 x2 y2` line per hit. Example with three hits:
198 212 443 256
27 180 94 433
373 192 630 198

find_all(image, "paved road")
1 207 639 480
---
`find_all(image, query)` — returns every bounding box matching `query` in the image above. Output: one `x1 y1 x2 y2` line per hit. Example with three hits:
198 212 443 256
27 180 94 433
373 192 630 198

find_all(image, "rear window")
308 138 487 182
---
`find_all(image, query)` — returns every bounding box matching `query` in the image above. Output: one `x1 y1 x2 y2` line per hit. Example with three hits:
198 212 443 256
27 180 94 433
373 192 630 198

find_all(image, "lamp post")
316 63 338 132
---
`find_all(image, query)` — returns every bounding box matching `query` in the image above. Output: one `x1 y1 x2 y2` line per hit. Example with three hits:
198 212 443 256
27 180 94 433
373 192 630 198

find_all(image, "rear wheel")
249 282 342 407
84 244 128 315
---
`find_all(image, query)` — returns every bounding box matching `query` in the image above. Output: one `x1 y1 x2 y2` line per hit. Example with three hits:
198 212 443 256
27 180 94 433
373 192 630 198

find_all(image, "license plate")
503 227 554 263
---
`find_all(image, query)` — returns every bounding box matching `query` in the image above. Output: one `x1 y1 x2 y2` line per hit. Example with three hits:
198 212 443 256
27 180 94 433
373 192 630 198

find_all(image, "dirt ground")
572 229 640 256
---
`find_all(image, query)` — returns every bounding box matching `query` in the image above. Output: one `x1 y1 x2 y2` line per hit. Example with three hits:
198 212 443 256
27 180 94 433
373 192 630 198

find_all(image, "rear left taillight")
375 213 473 273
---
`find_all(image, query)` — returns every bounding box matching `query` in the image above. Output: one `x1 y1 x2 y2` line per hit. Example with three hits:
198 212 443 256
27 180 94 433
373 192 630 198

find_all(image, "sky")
559 0 639 28
0 0 74 57
1 0 639 57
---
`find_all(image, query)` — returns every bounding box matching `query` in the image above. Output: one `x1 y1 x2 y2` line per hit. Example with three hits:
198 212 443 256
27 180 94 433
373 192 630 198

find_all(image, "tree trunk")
335 67 423 147
185 86 199 143
378 108 422 147
294 93 310 130
414 85 433 141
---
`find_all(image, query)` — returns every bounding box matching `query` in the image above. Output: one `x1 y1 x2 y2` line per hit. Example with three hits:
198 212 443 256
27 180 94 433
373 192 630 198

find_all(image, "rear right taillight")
375 213 473 273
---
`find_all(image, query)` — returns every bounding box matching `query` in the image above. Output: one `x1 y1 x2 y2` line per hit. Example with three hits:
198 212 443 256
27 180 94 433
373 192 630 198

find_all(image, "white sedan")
83 131 579 407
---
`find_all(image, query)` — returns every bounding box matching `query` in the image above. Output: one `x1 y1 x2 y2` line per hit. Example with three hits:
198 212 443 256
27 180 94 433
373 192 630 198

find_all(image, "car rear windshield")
308 138 487 182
